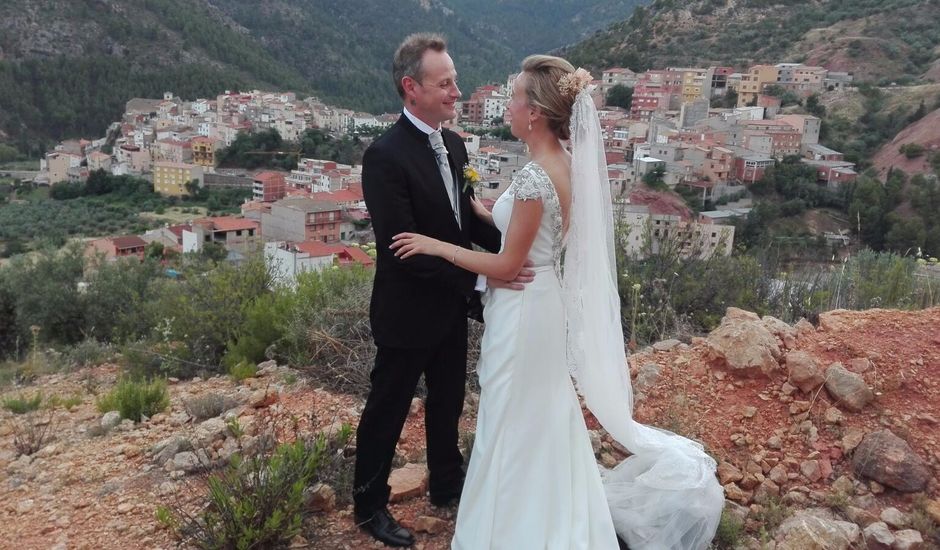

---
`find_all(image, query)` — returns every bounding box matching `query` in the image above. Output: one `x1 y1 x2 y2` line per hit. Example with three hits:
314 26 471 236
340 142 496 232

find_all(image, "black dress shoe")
356 507 415 547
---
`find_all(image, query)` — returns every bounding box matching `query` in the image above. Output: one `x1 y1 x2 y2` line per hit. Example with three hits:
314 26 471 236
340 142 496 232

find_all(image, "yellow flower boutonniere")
462 164 480 193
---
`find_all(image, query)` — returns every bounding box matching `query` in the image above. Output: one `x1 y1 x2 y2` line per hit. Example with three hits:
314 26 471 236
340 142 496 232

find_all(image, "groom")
354 33 530 547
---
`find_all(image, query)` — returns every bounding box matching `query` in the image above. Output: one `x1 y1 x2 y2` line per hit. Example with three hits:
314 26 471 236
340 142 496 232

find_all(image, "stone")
388 463 428 503
753 479 780 504
824 407 844 425
249 388 279 408
194 417 229 447
117 502 134 514
825 363 874 412
413 515 447 535
845 506 880 528
846 357 872 373
786 351 825 394
801 460 822 482
653 339 681 352
15 499 34 514
409 397 424 416
818 310 854 333
863 522 895 550
852 430 931 493
879 507 908 529
831 475 854 495
762 315 797 350
256 359 277 375
305 483 336 513
784 490 809 506
635 363 662 391
718 462 744 485
288 535 308 549
766 435 783 450
891 530 923 550
769 464 789 485
172 451 201 472
100 411 122 430
706 310 782 377
842 428 866 455
925 499 940 524
776 508 860 550
742 406 758 418
152 436 193 466
588 431 602 455
794 318 815 336
723 483 751 504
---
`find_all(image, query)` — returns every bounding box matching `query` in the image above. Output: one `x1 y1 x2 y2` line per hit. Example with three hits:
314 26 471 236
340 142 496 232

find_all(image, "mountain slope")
563 0 940 83
0 0 646 148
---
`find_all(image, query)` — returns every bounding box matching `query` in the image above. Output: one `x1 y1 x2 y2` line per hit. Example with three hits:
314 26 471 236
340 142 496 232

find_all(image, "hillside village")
22 61 873 278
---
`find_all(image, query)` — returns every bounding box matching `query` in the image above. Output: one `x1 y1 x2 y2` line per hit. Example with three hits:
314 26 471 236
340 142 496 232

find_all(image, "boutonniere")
462 164 480 193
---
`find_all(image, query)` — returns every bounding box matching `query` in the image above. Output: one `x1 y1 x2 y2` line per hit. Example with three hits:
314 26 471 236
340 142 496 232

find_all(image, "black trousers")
353 318 468 516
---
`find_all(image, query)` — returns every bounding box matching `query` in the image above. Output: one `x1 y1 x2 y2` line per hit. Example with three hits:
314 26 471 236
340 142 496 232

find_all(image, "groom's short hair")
393 33 447 99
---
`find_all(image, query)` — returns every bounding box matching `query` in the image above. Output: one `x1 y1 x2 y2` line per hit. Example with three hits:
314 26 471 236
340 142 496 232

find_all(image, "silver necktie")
429 130 460 227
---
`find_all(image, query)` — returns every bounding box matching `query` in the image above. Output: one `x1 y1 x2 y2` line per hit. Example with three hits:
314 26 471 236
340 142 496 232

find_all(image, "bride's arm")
390 198 542 281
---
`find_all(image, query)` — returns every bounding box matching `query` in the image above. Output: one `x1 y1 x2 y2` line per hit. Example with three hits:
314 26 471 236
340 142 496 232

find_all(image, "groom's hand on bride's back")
488 260 535 291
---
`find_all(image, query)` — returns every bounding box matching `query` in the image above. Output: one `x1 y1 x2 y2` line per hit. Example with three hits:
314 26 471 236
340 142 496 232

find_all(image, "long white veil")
563 88 724 549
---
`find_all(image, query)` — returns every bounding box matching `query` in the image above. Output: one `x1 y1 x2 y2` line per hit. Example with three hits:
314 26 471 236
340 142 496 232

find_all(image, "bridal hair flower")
557 68 593 98
462 163 481 192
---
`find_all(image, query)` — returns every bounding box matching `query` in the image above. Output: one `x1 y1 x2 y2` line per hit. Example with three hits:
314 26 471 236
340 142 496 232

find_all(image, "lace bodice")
491 162 563 277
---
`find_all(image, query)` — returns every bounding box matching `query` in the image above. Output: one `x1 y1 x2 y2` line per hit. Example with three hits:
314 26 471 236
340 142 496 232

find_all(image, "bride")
390 55 724 549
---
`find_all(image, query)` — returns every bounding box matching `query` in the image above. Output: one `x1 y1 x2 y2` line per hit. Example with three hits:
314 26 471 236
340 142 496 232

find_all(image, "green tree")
145 241 165 260
199 241 228 264
848 176 888 249
606 85 634 109
642 165 668 191
0 143 20 164
884 215 926 253
805 94 826 117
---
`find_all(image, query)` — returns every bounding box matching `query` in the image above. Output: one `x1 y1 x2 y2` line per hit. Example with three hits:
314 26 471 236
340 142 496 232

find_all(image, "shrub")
2 391 43 414
222 290 293 370
96 377 170 422
45 394 83 410
149 257 272 375
65 339 115 369
284 266 376 395
711 508 744 549
12 411 54 456
899 142 926 158
228 360 258 383
183 392 235 421
159 437 325 549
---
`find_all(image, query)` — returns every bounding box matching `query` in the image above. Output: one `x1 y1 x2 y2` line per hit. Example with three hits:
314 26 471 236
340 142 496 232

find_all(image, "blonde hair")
393 33 448 99
520 55 577 140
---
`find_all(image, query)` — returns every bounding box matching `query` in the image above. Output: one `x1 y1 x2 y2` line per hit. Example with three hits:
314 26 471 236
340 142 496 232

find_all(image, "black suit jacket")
363 115 502 348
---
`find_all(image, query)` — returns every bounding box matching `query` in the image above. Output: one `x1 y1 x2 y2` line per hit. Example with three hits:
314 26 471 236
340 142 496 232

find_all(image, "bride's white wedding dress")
453 88 723 550
452 162 620 550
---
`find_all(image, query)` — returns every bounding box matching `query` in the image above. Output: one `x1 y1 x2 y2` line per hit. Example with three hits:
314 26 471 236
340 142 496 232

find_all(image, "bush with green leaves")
222 288 295 371
96 376 169 422
148 257 273 376
2 391 43 414
711 508 745 549
159 437 325 549
65 339 115 369
616 219 939 346
228 360 258 383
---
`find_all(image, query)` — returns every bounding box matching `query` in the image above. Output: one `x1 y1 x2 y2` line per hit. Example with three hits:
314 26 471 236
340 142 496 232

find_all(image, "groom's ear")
402 76 418 103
